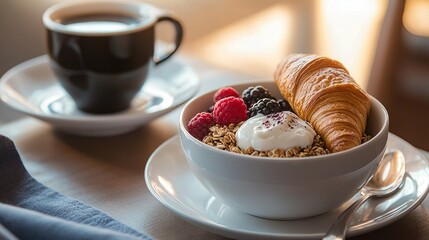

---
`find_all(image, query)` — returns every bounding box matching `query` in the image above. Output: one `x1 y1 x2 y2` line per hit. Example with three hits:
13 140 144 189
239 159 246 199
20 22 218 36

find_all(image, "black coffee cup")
43 0 183 114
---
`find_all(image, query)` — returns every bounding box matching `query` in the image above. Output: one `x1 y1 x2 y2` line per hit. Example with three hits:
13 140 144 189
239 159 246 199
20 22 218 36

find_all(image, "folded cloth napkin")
0 134 151 240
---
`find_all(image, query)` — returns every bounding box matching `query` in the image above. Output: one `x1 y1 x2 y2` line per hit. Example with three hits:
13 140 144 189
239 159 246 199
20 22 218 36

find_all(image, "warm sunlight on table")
184 0 388 88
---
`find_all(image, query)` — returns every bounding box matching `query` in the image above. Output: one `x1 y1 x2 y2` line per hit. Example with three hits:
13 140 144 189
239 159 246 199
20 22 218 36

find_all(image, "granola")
203 122 371 158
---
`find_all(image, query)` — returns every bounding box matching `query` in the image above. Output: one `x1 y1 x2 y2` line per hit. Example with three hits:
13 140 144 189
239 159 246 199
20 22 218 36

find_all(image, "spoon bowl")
323 150 406 240
364 150 406 195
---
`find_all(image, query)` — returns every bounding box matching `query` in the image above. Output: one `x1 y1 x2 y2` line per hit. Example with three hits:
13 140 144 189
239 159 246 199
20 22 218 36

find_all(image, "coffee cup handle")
154 15 183 65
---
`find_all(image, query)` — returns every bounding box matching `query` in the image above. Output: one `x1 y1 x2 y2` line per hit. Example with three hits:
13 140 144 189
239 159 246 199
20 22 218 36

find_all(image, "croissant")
274 54 370 153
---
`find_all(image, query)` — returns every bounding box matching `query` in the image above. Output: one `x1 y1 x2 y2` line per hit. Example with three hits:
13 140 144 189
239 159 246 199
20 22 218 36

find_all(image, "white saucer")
0 55 199 136
145 133 429 240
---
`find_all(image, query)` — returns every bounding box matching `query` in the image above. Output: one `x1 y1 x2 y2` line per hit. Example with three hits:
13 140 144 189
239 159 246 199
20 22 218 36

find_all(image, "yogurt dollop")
236 111 316 151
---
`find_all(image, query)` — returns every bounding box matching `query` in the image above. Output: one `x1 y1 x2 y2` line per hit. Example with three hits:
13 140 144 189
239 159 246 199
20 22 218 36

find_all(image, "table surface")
1 56 429 240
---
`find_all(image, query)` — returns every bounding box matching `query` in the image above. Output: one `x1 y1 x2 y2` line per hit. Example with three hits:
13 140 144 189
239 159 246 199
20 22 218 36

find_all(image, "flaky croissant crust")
274 54 370 153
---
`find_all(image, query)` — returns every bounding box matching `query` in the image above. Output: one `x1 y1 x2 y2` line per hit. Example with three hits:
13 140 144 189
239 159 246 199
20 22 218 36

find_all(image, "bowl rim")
179 81 389 163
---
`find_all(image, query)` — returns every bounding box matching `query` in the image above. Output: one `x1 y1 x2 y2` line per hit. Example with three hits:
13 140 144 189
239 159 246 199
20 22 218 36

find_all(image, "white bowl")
179 81 389 219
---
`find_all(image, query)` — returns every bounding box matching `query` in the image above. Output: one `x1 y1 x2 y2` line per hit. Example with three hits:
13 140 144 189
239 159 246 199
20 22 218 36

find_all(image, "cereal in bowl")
188 85 331 157
187 54 373 156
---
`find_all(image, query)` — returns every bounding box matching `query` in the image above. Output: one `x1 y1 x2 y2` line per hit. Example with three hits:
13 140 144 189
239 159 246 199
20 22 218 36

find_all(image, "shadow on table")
350 206 429 239
52 119 177 173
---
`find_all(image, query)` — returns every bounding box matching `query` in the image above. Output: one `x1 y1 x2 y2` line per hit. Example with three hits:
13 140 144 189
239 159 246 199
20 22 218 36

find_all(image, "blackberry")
248 98 281 117
278 99 292 112
242 85 275 108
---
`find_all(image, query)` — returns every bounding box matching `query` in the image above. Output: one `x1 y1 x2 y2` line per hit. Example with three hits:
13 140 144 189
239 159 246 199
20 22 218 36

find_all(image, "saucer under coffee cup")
43 0 183 114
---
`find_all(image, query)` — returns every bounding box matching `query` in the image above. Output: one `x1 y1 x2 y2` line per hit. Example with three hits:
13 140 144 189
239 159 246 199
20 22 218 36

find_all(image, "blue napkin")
0 134 152 240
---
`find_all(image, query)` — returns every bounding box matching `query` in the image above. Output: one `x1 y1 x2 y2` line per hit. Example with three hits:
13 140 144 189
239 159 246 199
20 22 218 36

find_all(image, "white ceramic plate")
0 55 199 136
145 133 429 240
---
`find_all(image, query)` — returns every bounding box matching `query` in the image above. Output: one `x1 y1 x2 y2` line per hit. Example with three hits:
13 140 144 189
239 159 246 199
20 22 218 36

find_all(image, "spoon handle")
323 193 372 240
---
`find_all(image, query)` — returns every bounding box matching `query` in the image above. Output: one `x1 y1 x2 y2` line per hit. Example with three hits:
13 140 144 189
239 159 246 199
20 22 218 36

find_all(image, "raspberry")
248 98 281 117
213 87 240 102
187 112 215 140
241 85 275 108
212 96 247 125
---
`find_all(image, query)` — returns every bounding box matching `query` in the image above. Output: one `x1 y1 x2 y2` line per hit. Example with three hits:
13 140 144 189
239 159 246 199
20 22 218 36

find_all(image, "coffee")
60 14 143 34
43 1 183 114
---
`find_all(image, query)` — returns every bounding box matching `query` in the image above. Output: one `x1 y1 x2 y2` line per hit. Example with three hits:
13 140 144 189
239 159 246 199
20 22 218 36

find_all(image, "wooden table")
1 56 429 240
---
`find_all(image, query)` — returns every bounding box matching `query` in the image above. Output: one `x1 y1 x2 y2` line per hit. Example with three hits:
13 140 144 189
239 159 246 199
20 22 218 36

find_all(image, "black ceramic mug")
43 0 183 114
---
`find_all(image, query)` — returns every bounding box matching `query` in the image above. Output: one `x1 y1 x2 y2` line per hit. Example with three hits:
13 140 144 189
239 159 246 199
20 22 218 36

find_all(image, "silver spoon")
323 150 406 240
